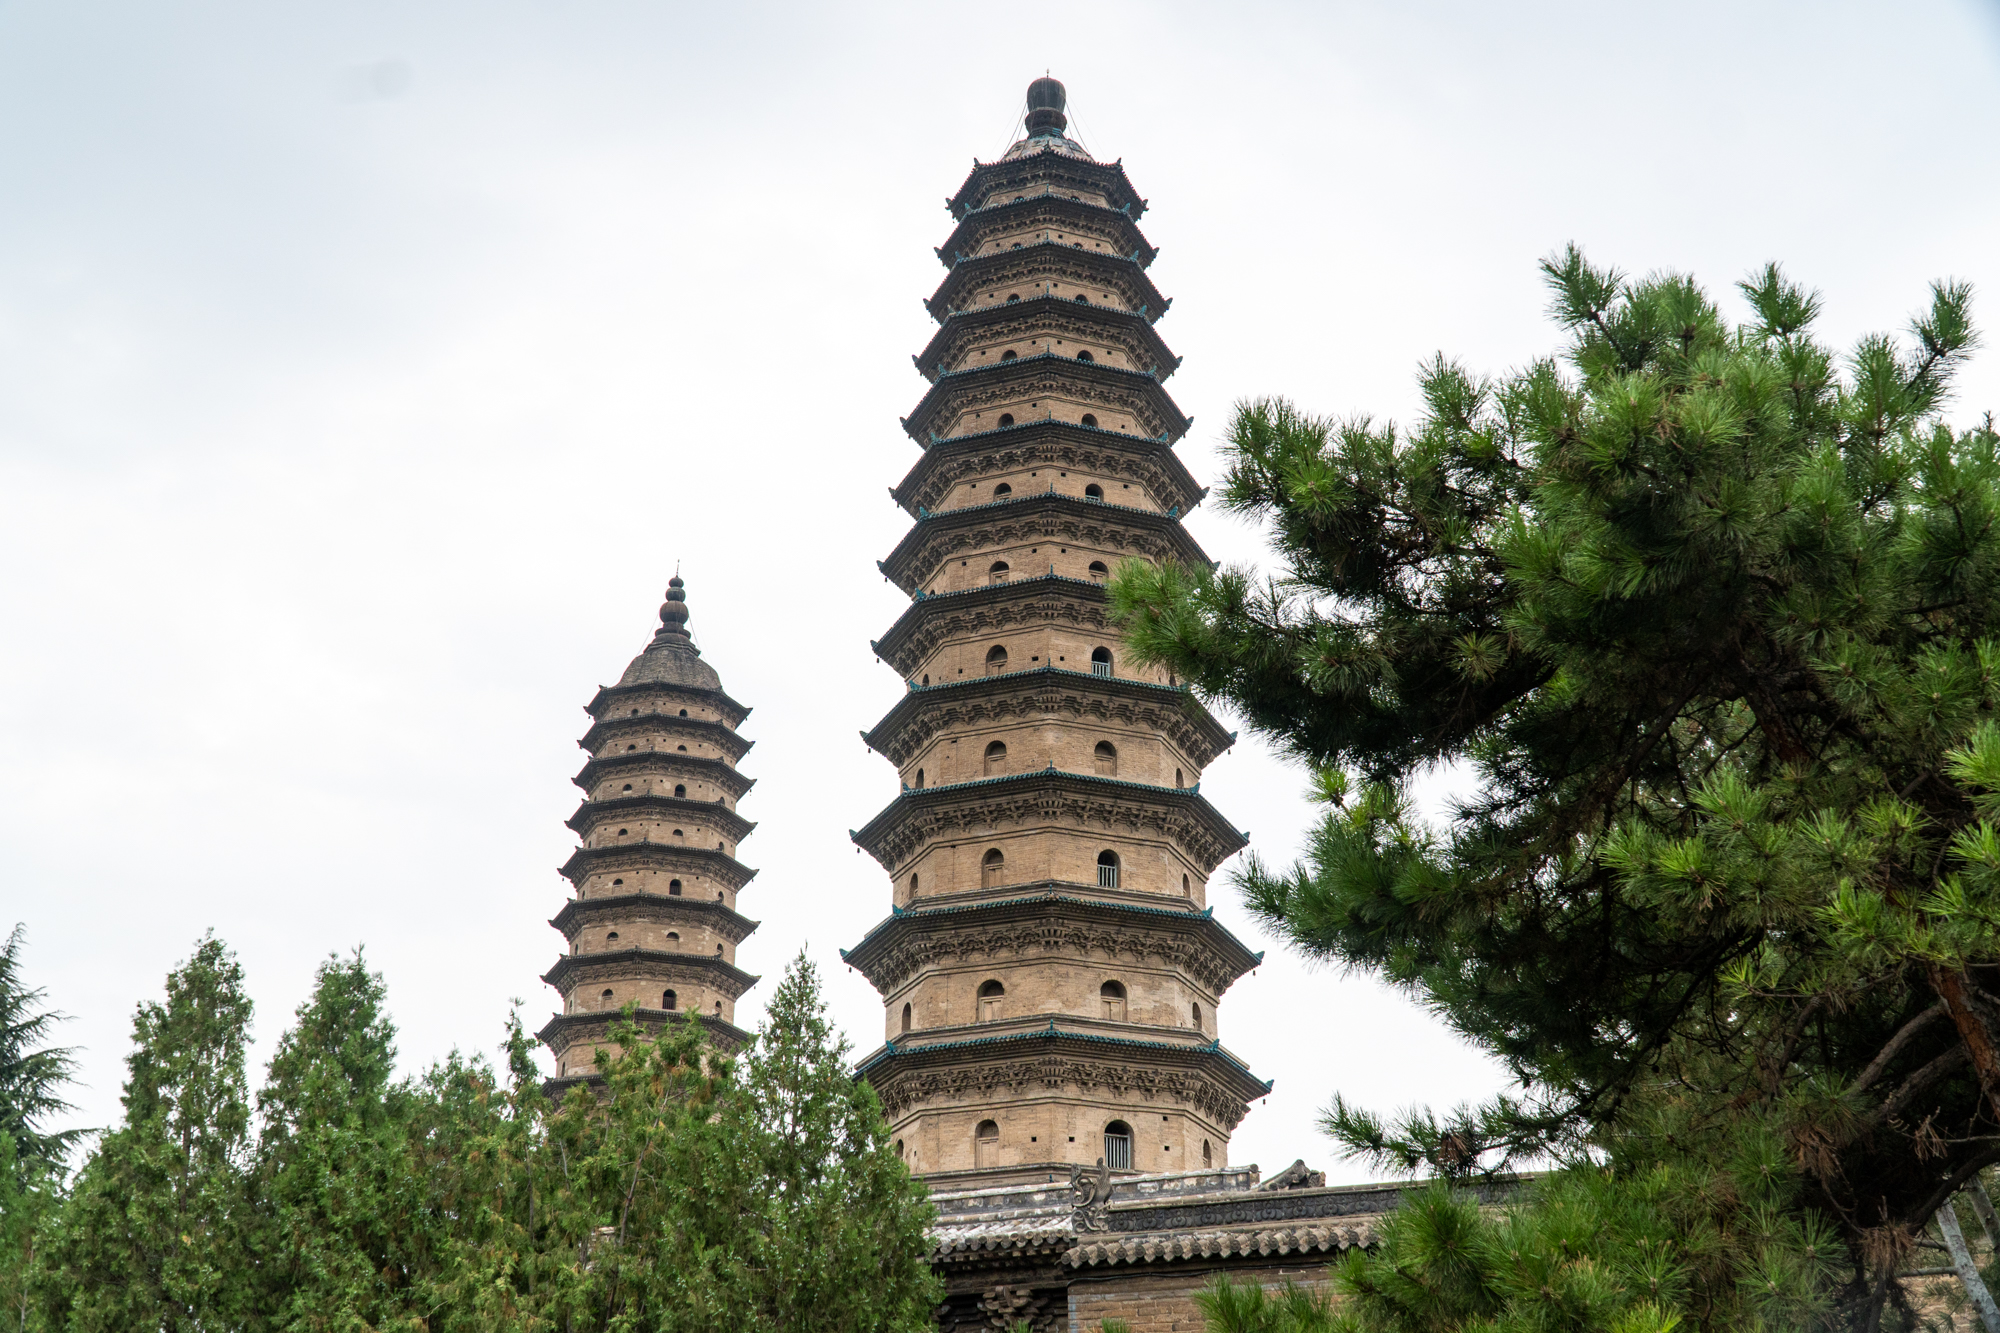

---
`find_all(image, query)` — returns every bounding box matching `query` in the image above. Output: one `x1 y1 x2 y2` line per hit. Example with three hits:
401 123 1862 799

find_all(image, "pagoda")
540 576 761 1084
843 77 1268 1188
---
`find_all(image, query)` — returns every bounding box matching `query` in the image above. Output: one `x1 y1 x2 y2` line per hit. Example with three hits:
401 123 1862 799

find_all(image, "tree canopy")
1114 248 1996 1328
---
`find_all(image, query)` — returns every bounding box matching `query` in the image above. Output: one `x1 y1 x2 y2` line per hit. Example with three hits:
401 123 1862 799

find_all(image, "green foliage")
37 933 257 1331
1116 249 1999 1328
7 936 936 1331
0 927 81 1178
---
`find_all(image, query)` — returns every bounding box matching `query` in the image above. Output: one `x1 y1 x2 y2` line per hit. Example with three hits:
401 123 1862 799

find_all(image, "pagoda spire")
843 78 1266 1187
539 574 762 1085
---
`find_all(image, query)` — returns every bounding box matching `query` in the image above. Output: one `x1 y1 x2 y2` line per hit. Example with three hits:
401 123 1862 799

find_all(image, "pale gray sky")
4 0 1997 1178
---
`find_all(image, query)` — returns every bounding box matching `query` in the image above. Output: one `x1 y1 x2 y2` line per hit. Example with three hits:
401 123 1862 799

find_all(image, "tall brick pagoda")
540 576 761 1084
843 77 1268 1188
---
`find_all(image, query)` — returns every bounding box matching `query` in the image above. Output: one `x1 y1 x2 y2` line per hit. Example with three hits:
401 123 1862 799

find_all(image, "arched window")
978 979 1005 1023
896 1138 906 1158
988 561 1011 585
601 988 614 1003
606 931 619 943
667 931 680 946
1094 741 1117 776
673 784 686 798
1097 849 1121 889
715 943 724 956
982 848 1005 888
611 877 623 886
1100 980 1127 1021
1000 349 1017 361
997 412 1015 427
662 989 677 1010
901 1003 912 1033
1084 483 1104 500
1104 1120 1133 1170
909 872 919 893
1073 292 1090 304
1182 873 1191 896
1006 292 1021 303
668 879 682 895
1202 1139 1213 1168
714 1000 722 1014
914 769 925 789
671 828 684 839
678 708 688 717
1080 413 1098 427
1076 349 1094 362
1191 1000 1203 1029
993 482 1012 497
1088 561 1109 580
984 740 1007 775
975 1118 1000 1168
985 644 1009 675
1091 647 1113 677
1175 768 1184 788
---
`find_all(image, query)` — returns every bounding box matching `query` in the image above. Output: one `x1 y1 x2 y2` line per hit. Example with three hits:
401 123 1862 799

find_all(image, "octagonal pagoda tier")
847 77 1265 1186
540 576 761 1086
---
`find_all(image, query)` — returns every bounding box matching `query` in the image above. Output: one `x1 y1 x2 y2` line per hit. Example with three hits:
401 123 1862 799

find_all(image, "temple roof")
616 576 721 691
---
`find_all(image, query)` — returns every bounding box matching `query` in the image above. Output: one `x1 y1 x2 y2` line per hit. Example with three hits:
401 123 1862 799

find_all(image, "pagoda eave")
849 769 1249 875
578 713 754 763
947 151 1145 220
565 793 757 841
586 679 752 727
541 948 760 996
915 294 1178 382
878 493 1211 596
538 1009 753 1060
549 892 761 943
902 355 1190 446
928 246 1167 326
573 750 757 798
840 889 1263 998
557 842 759 891
871 574 1109 672
891 419 1204 516
862 664 1234 769
935 191 1156 269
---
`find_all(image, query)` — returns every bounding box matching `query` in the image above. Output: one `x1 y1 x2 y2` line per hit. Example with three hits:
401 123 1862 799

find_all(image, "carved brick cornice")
872 577 1110 675
879 493 1209 596
850 771 1247 876
891 421 1203 517
916 296 1178 382
566 793 756 842
903 354 1188 446
572 750 754 799
549 893 760 944
578 714 753 764
936 192 1155 270
541 948 759 997
840 892 1262 998
586 680 750 728
947 151 1145 221
863 667 1234 770
929 245 1166 328
537 1009 750 1059
858 1029 1267 1132
557 843 758 891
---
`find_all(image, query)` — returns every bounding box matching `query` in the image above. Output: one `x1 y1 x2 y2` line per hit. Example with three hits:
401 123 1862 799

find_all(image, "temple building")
841 74 1270 1189
539 576 761 1085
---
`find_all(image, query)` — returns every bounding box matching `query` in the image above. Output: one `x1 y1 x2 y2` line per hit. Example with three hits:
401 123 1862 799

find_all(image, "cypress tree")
37 934 256 1330
0 927 80 1179
1113 249 1994 1327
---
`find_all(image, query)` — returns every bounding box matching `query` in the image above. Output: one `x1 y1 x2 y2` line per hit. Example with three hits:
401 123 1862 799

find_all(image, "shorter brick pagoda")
539 576 761 1084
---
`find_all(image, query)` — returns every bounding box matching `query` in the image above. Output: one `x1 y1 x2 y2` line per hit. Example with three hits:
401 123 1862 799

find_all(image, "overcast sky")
4 0 1998 1180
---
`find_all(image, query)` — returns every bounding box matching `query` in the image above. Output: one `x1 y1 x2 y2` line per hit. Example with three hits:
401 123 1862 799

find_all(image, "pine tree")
36 933 257 1331
1113 249 1995 1327
0 927 80 1178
